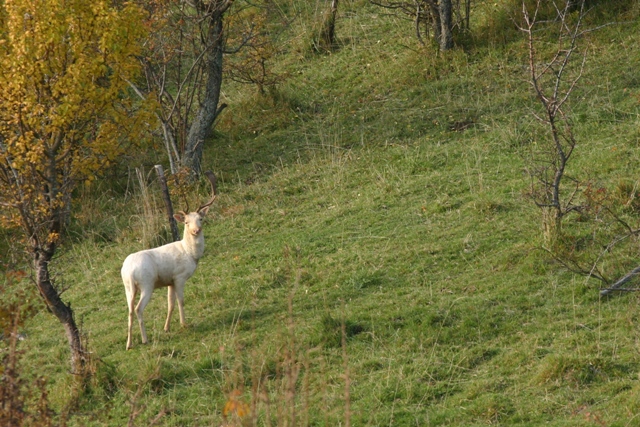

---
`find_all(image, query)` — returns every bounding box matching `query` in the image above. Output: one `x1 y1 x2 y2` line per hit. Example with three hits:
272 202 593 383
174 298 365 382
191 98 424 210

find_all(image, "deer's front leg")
164 285 176 332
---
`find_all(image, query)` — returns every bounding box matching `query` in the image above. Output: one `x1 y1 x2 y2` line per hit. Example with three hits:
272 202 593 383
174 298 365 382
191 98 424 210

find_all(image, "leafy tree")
0 0 148 373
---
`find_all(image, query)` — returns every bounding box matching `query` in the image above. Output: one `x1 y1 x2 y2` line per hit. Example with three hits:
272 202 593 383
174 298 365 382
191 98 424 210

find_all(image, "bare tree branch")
520 0 590 244
601 265 640 296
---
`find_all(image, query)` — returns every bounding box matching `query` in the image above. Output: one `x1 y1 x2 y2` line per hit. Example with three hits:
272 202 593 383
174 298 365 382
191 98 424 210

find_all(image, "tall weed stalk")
135 168 165 249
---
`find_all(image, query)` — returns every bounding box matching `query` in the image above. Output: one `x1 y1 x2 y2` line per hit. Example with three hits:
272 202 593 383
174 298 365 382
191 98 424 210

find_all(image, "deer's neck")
181 231 205 261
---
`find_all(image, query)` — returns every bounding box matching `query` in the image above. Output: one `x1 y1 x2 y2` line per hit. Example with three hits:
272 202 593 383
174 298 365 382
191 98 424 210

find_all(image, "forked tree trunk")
34 248 86 374
182 13 225 177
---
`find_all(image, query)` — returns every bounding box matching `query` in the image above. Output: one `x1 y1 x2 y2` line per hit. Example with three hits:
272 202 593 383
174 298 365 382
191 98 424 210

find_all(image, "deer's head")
173 170 217 238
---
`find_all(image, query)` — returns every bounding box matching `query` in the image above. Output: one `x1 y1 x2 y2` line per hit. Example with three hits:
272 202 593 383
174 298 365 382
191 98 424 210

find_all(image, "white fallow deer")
121 172 217 350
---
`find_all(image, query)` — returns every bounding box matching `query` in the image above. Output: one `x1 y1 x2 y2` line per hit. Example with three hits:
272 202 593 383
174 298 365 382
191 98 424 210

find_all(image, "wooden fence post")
154 164 180 242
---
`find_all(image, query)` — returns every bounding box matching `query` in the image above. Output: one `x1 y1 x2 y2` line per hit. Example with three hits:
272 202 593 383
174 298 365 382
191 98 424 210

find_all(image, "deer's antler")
197 170 218 213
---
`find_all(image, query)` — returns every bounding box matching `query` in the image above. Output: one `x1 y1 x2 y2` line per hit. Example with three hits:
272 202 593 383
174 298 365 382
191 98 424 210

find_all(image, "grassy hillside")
7 1 640 425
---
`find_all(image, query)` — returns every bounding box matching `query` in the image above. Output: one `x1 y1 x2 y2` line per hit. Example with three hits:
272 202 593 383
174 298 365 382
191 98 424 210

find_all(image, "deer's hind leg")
124 282 137 350
135 287 153 344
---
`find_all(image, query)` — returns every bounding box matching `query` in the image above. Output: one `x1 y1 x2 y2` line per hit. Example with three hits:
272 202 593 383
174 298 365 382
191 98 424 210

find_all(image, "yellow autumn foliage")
0 0 151 236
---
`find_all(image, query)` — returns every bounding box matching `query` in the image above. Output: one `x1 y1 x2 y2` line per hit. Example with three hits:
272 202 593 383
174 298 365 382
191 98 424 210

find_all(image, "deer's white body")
122 207 210 350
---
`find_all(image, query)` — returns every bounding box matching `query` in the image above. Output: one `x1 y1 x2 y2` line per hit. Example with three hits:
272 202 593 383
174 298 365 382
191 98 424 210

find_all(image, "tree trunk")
182 14 225 177
541 206 562 248
319 0 339 51
428 1 442 45
438 0 453 51
34 248 86 374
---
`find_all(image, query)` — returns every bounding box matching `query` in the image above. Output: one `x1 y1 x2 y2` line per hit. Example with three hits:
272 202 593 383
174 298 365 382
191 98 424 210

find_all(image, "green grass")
6 1 640 425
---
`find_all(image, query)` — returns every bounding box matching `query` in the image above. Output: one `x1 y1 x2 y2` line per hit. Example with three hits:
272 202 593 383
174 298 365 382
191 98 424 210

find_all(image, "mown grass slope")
11 1 640 425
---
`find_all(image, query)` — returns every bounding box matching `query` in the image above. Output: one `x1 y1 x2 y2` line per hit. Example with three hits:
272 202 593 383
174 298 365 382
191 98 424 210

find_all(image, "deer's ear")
197 205 211 218
174 211 186 223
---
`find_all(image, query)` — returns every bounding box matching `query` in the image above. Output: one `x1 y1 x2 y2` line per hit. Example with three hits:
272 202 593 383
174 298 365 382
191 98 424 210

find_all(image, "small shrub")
1 272 54 427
